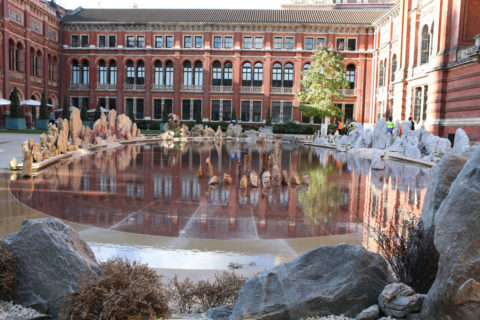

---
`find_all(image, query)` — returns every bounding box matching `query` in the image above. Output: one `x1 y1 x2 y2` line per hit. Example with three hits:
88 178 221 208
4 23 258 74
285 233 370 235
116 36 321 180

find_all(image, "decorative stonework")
30 19 42 34
48 28 58 41
8 8 23 24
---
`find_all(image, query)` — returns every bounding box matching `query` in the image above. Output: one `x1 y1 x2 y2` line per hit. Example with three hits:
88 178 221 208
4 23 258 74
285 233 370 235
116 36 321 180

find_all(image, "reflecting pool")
7 142 431 270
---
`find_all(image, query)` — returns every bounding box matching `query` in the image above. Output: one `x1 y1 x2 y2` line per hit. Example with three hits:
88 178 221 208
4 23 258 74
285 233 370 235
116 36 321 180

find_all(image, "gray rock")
356 304 379 320
372 119 387 149
206 306 233 320
348 123 363 146
386 133 394 148
419 154 468 229
230 244 393 319
404 135 421 159
364 128 373 148
436 138 452 155
352 135 364 150
3 218 101 315
386 137 404 153
226 124 243 138
394 120 401 138
452 128 470 154
371 150 385 170
315 137 329 146
424 133 437 155
401 120 412 136
379 283 422 318
281 135 298 143
336 135 348 152
421 148 480 320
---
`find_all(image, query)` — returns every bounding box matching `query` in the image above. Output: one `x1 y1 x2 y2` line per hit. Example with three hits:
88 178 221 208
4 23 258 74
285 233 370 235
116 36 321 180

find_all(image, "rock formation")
116 114 132 140
203 126 215 138
22 139 33 176
168 113 180 131
378 283 422 318
69 107 83 145
226 124 242 138
371 150 385 170
93 112 108 139
452 128 470 154
372 118 387 149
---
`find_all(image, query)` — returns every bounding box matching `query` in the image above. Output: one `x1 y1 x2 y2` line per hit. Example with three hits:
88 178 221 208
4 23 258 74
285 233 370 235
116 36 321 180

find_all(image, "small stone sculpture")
22 139 33 177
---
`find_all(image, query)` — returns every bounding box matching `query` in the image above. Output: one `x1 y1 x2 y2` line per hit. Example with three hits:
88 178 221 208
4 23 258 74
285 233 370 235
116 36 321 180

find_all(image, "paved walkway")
0 133 40 169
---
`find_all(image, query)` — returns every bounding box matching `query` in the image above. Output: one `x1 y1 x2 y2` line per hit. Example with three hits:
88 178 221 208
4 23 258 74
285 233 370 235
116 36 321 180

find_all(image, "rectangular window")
213 36 222 49
253 101 262 122
344 104 354 122
81 97 89 109
211 100 220 121
184 36 192 48
414 87 422 123
254 36 264 49
164 99 172 115
304 37 314 50
137 36 145 48
71 35 79 47
223 100 232 121
347 38 357 51
126 36 135 48
98 97 106 108
109 98 116 110
81 35 89 47
193 100 202 120
194 36 203 48
155 36 163 48
182 100 191 120
422 86 428 122
243 36 252 49
283 102 292 123
272 101 281 123
154 99 162 119
98 35 106 48
316 37 326 47
126 98 134 118
336 38 345 51
273 37 283 49
165 36 174 48
285 37 294 50
241 101 250 122
71 97 79 107
109 35 116 48
224 36 233 49
136 98 144 119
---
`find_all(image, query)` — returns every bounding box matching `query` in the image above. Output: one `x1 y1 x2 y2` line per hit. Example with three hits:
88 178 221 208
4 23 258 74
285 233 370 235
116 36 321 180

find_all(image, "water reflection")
10 142 430 241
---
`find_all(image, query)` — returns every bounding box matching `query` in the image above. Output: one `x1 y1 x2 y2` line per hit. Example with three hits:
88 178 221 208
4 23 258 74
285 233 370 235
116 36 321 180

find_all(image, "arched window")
165 61 174 86
136 61 145 85
72 60 80 84
81 60 89 84
98 60 107 84
272 62 282 87
253 62 263 87
391 55 397 82
194 61 203 86
30 49 36 76
283 63 294 87
346 64 356 89
223 62 232 86
420 25 430 64
8 40 15 71
154 61 163 85
379 60 385 87
126 60 135 84
212 61 222 86
108 61 117 85
242 62 252 86
36 50 42 77
183 61 192 86
15 43 24 72
303 63 311 72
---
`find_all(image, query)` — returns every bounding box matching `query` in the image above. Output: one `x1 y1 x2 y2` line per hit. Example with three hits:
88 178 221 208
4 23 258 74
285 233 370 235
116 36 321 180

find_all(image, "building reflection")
10 143 430 242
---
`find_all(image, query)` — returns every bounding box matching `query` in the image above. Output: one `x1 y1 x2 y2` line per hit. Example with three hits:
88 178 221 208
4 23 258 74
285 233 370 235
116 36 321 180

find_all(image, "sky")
56 0 287 10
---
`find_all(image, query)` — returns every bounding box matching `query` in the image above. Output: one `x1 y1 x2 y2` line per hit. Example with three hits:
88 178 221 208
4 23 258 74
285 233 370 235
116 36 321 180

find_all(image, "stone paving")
0 133 40 169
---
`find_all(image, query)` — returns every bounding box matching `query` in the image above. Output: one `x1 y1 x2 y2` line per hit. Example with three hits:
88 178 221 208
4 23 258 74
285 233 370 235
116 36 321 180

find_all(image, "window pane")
193 100 202 121
195 36 203 48
166 36 174 48
274 37 283 49
182 100 191 120
283 63 293 87
165 62 174 85
154 99 162 119
254 37 263 49
347 38 356 51
253 63 263 87
224 36 233 49
184 36 192 48
126 98 134 117
242 63 252 86
223 62 233 86
316 37 325 47
164 99 172 115
99 36 106 47
155 36 163 48
194 62 203 86
213 36 222 49
272 63 282 87
98 97 106 108
127 36 135 48
137 36 145 48
81 35 89 47
211 100 220 121
212 62 222 86
109 98 116 110
272 101 281 123
136 99 144 119
285 37 294 50
71 35 79 47
336 38 345 51
223 100 231 121
243 37 252 49
109 36 116 48
344 104 354 122
283 102 292 123
305 38 314 50
154 63 163 85
183 62 192 86
241 101 250 122
253 101 262 122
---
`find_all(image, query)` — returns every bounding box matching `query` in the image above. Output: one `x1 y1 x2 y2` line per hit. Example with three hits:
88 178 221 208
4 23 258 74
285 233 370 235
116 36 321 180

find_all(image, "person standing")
337 119 344 135
49 109 56 125
408 116 415 131
386 116 395 134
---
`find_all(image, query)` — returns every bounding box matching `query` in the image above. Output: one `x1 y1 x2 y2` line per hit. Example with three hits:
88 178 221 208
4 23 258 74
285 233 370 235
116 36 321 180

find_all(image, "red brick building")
1 0 480 140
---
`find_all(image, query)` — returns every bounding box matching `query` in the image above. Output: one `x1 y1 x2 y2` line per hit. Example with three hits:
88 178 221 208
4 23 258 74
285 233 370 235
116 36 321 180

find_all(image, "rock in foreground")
231 244 393 319
3 218 101 315
378 283 422 318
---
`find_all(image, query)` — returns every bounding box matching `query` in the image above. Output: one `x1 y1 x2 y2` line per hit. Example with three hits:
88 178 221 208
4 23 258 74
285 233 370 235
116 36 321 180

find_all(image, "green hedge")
273 122 319 134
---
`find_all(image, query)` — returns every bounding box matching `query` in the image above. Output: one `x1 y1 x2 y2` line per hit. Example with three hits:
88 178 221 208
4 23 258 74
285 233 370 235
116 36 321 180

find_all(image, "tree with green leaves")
94 105 101 121
231 108 237 123
62 96 70 119
265 106 272 126
39 92 49 119
80 104 88 121
9 87 21 118
195 107 202 124
296 46 349 119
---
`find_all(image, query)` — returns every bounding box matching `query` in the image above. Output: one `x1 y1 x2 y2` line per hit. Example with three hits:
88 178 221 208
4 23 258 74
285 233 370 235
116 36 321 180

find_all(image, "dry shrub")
169 271 247 313
61 257 168 320
372 216 439 293
0 241 17 300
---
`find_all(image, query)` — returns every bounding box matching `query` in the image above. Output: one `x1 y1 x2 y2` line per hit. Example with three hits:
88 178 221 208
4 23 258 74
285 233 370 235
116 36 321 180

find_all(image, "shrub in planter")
273 122 316 134
0 241 16 300
61 258 169 320
6 87 25 129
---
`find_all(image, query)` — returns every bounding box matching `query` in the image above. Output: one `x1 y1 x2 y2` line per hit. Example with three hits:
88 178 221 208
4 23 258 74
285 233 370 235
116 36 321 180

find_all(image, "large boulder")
3 218 101 315
371 150 385 170
372 119 387 149
421 148 480 319
69 107 83 144
230 244 393 319
419 153 469 229
404 135 421 159
452 128 470 154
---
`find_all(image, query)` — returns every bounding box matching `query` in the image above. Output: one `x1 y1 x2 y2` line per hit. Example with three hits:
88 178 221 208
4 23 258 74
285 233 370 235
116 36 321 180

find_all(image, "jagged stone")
379 283 422 318
372 118 387 149
452 128 470 154
371 150 385 170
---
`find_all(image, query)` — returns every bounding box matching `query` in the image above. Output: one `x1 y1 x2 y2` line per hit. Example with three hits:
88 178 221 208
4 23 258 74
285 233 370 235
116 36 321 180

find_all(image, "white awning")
20 99 41 106
87 107 110 113
0 98 11 105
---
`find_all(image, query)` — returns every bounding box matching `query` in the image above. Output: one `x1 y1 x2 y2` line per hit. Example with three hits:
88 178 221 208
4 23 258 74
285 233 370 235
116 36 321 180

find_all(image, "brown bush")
0 241 16 300
371 216 439 293
169 271 247 313
61 257 168 320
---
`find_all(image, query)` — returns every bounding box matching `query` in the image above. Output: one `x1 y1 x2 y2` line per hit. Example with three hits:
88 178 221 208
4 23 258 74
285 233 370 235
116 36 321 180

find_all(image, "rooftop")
63 8 386 25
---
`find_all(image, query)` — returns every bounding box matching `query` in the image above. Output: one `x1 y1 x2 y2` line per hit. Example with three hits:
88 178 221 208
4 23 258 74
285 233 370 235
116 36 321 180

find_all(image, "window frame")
304 37 314 50
183 35 193 48
154 35 163 48
224 36 233 49
285 36 294 50
243 36 252 49
273 36 283 50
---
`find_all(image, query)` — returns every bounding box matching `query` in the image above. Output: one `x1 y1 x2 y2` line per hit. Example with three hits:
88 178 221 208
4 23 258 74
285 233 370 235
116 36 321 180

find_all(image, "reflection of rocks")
302 174 310 186
208 176 218 185
371 150 385 170
206 157 213 178
223 173 232 185
250 171 258 187
281 170 289 186
290 172 301 185
261 171 271 188
197 164 204 178
240 175 248 189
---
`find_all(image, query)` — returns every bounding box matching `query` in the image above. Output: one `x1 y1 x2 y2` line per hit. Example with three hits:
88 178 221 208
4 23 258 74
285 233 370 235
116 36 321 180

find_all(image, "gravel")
0 300 40 320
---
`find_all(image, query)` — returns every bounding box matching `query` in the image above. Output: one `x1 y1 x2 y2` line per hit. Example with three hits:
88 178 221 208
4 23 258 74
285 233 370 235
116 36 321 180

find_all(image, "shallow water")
7 141 431 270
